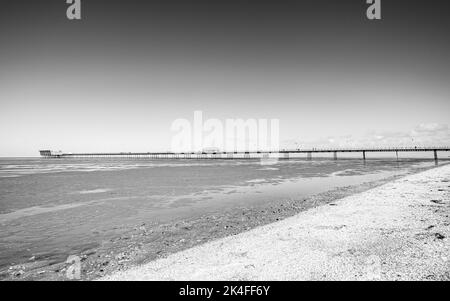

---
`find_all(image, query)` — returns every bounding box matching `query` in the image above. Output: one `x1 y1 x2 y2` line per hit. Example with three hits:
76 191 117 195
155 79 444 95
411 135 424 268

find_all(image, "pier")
39 147 450 162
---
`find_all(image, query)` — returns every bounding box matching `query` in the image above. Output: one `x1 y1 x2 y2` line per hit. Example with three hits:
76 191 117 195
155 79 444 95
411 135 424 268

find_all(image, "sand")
101 164 450 281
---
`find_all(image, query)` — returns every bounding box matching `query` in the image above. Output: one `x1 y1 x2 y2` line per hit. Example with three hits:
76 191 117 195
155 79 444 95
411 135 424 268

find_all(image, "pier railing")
279 147 450 152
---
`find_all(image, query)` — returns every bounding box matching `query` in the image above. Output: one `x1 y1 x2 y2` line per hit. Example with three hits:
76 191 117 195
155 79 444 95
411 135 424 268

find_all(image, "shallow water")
0 157 443 269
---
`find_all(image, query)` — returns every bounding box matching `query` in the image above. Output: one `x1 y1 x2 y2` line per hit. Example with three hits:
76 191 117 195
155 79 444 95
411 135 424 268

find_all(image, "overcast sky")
1 0 449 156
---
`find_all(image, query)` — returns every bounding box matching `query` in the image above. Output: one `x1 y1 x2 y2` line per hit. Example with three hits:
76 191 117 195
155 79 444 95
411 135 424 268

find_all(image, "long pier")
39 147 450 161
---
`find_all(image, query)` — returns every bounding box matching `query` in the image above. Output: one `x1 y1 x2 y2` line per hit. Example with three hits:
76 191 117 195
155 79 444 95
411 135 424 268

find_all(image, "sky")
0 0 449 156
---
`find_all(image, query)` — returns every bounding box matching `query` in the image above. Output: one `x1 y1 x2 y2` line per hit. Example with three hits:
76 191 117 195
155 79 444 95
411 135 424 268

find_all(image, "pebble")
435 233 445 240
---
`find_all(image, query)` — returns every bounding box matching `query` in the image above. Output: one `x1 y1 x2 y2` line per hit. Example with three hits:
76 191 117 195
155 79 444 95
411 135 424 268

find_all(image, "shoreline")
2 163 444 280
101 164 450 281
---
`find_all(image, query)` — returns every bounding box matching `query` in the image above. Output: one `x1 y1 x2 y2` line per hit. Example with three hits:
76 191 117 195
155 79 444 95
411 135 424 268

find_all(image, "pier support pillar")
363 151 366 161
307 152 312 160
333 152 337 160
434 150 438 162
396 151 399 161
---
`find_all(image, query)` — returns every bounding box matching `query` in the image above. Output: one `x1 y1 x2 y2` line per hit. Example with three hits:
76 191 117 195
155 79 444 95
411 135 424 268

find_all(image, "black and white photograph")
0 0 449 287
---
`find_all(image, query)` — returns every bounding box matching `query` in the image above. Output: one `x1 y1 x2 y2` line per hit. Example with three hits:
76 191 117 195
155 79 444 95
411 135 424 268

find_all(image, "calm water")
0 157 442 269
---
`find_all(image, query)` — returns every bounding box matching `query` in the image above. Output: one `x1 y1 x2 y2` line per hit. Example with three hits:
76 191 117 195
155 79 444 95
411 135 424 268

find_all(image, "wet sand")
102 164 450 281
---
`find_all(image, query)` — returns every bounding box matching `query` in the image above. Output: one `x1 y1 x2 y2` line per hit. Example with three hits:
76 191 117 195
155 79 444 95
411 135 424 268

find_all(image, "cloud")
282 123 450 149
412 123 448 134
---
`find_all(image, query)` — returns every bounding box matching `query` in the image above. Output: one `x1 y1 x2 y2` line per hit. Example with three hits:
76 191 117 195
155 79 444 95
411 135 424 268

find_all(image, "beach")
101 164 450 281
0 159 446 280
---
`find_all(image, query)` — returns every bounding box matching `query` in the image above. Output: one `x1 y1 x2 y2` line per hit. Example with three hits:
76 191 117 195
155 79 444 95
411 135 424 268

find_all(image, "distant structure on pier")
39 150 64 157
